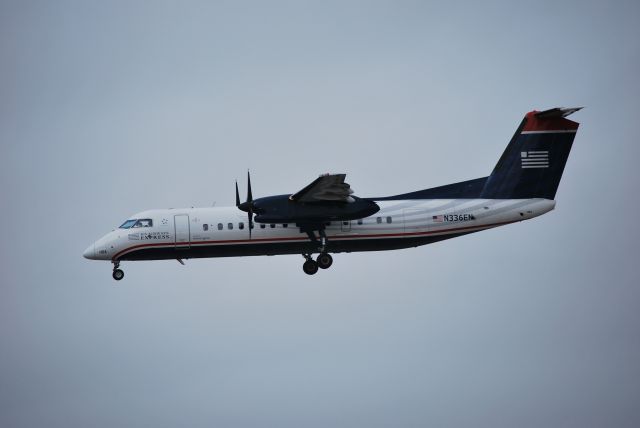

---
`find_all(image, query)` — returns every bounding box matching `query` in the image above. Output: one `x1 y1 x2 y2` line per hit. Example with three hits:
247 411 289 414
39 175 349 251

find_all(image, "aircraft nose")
83 243 96 259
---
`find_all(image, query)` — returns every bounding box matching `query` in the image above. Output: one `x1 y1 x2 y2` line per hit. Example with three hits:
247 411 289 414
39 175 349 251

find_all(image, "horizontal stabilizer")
534 107 583 119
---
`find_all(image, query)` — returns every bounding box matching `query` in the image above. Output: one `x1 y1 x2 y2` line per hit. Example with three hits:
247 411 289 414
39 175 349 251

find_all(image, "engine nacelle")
252 194 380 224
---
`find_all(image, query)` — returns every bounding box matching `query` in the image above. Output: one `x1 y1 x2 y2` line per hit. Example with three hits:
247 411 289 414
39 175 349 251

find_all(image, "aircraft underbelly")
118 233 471 261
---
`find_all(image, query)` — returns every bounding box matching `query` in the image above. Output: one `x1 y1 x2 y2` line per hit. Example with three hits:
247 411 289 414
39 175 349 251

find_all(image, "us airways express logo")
128 232 171 241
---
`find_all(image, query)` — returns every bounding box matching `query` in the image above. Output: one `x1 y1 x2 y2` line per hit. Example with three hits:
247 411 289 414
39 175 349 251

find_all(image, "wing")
289 173 355 203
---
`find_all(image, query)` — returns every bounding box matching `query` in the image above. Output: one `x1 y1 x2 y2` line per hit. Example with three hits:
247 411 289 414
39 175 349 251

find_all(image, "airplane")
84 107 582 280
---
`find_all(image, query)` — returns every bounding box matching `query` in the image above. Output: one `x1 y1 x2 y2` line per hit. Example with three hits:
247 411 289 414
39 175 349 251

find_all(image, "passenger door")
174 215 190 249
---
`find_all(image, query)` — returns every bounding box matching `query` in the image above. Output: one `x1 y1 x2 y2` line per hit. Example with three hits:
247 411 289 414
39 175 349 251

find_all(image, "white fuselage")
83 198 555 262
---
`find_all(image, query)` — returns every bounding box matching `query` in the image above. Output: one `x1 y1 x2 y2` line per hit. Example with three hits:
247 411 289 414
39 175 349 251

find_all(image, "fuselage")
83 198 555 262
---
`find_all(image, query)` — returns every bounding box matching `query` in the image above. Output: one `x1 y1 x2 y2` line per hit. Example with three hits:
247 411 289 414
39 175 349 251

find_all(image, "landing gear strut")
301 223 329 253
112 261 124 281
318 228 328 253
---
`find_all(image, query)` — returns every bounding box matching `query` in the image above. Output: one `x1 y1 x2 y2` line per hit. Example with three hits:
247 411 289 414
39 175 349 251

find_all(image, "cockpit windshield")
119 219 153 229
133 219 153 228
119 219 137 229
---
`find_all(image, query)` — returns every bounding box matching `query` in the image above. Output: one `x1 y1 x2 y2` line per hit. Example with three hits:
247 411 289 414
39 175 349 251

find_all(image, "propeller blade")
237 171 255 238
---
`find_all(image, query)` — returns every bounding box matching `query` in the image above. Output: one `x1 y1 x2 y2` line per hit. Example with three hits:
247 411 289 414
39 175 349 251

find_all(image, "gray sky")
1 1 639 427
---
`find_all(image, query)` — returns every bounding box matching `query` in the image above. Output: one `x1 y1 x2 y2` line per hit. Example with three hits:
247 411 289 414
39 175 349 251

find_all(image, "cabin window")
119 219 137 229
227 223 233 230
386 216 392 224
239 222 244 230
132 219 153 228
270 224 276 228
343 221 349 226
376 217 382 224
283 223 288 228
260 224 266 229
217 223 223 230
203 224 208 231
357 219 363 225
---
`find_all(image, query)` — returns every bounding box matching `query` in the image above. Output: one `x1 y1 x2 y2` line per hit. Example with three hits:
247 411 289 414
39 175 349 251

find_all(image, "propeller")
235 180 241 208
236 171 255 238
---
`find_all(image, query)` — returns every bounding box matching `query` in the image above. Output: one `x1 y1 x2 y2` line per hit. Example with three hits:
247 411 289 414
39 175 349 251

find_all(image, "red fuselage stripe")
112 220 517 260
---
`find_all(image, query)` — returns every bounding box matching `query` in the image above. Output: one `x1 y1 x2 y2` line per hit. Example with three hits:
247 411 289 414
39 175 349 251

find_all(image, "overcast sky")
1 1 639 427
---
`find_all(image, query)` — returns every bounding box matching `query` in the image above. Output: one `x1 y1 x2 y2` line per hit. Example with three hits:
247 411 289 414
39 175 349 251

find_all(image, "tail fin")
480 107 582 199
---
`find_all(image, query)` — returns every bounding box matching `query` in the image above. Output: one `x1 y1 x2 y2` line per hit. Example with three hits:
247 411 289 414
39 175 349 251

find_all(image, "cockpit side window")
119 219 137 229
132 219 153 228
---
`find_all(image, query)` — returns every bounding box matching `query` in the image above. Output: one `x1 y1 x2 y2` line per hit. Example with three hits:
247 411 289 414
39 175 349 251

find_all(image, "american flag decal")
521 151 549 168
432 215 444 222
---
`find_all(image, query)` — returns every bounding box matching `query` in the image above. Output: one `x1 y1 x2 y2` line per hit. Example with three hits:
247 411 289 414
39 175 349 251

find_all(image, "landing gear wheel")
316 253 333 269
303 259 319 275
112 269 124 281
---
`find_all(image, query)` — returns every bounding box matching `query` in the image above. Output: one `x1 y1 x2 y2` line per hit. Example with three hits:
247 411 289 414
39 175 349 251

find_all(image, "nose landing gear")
112 261 124 281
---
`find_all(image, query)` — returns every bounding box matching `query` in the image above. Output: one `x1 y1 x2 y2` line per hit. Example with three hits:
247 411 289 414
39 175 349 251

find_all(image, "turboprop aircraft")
84 107 581 280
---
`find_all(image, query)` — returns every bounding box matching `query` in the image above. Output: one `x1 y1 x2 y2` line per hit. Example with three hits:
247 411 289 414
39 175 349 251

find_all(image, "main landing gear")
302 252 333 275
299 223 335 275
112 261 124 281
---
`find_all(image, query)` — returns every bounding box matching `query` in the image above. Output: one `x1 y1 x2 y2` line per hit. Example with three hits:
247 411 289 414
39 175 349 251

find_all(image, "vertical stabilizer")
480 107 581 199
